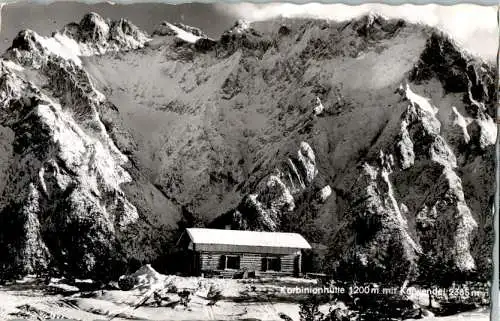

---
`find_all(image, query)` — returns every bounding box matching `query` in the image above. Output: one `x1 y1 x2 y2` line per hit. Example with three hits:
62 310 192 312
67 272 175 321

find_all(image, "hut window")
220 255 240 270
261 257 281 272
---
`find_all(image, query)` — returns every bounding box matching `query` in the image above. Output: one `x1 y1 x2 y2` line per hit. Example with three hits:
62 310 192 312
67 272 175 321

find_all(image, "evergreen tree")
299 295 325 321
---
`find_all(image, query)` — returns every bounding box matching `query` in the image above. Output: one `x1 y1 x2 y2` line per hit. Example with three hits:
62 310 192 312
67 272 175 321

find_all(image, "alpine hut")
178 228 312 278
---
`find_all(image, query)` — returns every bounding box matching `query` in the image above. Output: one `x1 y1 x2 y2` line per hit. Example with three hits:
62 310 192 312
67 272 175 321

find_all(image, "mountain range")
0 12 496 285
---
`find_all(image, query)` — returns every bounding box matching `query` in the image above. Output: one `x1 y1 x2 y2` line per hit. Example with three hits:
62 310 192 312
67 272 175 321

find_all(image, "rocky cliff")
0 13 181 280
0 12 495 283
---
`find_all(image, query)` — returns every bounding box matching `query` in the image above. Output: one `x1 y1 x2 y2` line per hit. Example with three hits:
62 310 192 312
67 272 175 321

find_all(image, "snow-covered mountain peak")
4 12 149 68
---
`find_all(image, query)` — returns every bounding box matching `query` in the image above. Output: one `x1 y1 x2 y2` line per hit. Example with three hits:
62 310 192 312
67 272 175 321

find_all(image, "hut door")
293 255 301 276
218 255 226 270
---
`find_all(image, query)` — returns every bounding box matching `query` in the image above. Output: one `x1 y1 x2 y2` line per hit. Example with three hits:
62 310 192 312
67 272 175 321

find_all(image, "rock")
218 141 319 231
278 312 293 321
297 142 318 184
130 264 166 289
229 19 251 34
467 112 497 150
195 38 217 52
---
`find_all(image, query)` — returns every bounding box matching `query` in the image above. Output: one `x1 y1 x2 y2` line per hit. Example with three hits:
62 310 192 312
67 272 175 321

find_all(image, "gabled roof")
185 228 311 253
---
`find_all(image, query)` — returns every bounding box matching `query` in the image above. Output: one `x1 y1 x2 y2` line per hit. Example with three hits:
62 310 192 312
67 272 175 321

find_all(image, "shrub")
166 283 178 293
118 274 136 291
299 295 324 321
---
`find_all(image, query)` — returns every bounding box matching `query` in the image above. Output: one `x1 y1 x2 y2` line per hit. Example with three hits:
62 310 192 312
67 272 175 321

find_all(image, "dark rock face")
10 30 42 52
0 14 495 285
216 20 274 57
409 32 497 116
78 12 110 43
152 22 178 37
194 38 217 52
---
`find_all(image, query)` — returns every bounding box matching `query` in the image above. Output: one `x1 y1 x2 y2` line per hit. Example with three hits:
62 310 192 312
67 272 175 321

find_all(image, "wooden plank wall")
199 252 298 274
281 254 295 273
200 252 221 270
195 243 303 255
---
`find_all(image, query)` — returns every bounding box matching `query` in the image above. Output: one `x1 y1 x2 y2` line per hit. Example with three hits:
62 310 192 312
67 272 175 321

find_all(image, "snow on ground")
0 266 492 321
407 308 490 321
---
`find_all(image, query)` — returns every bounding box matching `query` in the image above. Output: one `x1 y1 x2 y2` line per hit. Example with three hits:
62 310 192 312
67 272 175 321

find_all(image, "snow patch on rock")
0 59 24 72
313 97 324 115
401 83 438 116
161 22 202 44
297 141 318 184
318 185 332 202
475 113 497 148
36 32 86 66
450 106 471 144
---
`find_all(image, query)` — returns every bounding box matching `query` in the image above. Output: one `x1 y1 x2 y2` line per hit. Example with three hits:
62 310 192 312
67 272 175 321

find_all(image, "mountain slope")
0 13 495 283
0 14 181 280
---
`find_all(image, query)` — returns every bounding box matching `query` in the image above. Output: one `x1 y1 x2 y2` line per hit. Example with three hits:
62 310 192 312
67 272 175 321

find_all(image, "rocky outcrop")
214 141 324 231
217 20 274 58
326 80 487 281
0 65 136 278
395 84 479 272
0 14 172 280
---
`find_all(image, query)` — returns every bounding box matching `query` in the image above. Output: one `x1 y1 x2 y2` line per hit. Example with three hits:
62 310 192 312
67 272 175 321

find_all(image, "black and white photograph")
0 1 497 320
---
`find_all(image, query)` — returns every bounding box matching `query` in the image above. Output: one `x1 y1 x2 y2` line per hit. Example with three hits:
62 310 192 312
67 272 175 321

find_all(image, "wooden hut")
178 228 312 278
